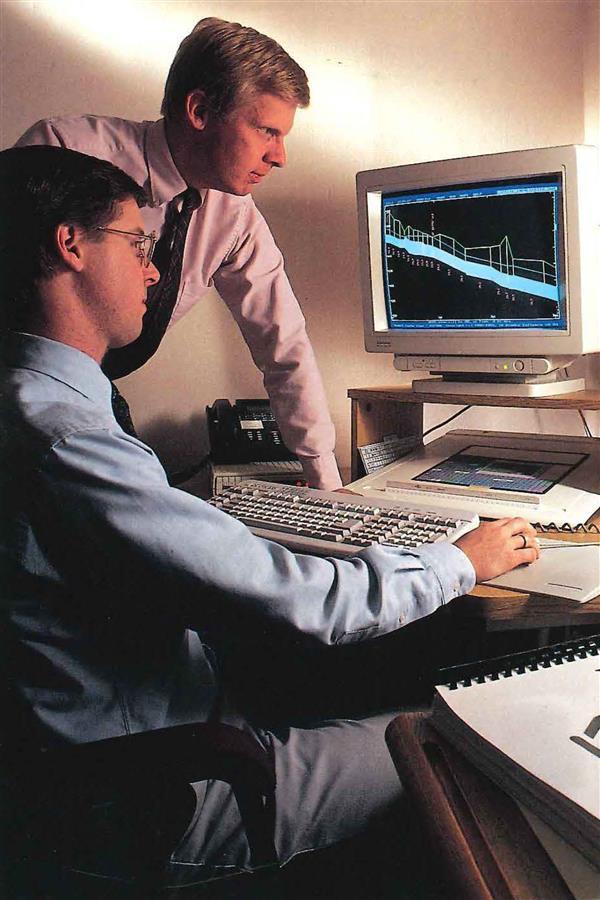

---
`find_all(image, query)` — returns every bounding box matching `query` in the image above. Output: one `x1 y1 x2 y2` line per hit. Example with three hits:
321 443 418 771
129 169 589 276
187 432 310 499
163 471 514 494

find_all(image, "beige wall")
2 0 598 477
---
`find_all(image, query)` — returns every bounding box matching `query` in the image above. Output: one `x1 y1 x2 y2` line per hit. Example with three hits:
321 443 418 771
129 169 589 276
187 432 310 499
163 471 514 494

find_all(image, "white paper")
437 655 600 818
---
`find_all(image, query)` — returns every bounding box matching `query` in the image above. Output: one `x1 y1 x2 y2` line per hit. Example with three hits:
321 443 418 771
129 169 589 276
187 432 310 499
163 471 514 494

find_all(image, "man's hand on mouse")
456 517 540 583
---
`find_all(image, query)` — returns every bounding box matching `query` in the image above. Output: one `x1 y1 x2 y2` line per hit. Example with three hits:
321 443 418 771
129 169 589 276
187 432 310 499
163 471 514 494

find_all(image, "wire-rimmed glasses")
96 226 157 268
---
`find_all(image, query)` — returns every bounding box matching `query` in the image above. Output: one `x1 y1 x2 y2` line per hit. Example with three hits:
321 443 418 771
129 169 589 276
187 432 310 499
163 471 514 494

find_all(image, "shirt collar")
145 119 207 207
2 332 113 411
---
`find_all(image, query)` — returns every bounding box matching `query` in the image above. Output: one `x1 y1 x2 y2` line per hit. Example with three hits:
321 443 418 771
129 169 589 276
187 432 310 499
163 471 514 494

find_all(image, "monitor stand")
412 372 586 397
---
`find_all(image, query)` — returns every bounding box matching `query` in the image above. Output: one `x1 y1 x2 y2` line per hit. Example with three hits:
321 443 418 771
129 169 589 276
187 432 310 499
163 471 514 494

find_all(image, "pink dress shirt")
16 116 342 489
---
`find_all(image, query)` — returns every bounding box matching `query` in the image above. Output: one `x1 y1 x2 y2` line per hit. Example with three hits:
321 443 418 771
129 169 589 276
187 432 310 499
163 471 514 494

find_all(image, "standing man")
16 17 342 489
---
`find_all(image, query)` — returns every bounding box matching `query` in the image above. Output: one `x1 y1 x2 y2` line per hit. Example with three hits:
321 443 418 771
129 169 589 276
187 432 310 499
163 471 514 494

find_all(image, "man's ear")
184 89 211 132
55 223 85 272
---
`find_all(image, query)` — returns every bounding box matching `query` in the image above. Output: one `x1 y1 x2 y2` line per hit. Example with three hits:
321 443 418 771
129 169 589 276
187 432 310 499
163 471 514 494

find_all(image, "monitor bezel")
357 145 599 361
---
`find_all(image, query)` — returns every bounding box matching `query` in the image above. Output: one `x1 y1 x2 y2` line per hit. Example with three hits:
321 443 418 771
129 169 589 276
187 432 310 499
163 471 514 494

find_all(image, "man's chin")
109 326 144 351
210 176 256 196
222 182 254 196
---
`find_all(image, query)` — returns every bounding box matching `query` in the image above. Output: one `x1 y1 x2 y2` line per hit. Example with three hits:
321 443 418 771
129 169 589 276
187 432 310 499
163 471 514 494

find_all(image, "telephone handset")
206 399 297 464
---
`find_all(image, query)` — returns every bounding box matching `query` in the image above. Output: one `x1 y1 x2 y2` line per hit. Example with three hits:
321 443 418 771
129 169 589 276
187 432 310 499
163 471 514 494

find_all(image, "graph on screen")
382 175 564 330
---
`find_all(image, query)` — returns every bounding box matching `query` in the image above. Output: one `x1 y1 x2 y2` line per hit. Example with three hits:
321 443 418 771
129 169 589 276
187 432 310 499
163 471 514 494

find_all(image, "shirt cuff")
417 541 477 603
299 453 343 490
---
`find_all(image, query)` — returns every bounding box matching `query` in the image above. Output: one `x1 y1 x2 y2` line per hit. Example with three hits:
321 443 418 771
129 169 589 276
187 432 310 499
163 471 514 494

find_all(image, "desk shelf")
348 385 600 409
347 385 600 480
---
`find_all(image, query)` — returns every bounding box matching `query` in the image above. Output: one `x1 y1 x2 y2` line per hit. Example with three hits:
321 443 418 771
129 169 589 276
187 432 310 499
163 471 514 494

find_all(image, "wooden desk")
385 712 575 900
450 530 600 631
348 385 600 629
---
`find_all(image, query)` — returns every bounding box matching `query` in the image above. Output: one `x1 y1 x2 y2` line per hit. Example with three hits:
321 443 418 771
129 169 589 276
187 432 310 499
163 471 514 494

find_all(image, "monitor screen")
382 174 565 332
356 145 599 371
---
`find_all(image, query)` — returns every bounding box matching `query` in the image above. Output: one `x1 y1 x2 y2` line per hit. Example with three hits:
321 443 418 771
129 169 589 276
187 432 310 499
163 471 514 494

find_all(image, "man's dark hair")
161 17 310 120
0 145 146 329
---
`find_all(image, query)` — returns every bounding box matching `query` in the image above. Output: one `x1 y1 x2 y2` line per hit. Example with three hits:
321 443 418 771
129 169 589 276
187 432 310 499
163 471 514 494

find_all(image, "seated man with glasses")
0 145 539 890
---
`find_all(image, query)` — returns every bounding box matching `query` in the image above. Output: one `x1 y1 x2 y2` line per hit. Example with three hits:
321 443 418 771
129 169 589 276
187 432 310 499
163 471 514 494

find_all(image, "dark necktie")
110 383 137 437
103 187 199 433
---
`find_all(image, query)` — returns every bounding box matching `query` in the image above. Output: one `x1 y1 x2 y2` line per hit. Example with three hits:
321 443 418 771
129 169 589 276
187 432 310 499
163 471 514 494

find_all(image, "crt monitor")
356 145 600 396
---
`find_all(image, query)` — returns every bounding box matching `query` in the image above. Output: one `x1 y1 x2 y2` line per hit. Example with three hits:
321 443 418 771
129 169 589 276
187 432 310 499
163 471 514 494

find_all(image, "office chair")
2 701 278 899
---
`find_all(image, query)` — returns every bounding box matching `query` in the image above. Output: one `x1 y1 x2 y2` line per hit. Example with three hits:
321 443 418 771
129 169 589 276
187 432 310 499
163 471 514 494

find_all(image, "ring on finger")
518 533 527 549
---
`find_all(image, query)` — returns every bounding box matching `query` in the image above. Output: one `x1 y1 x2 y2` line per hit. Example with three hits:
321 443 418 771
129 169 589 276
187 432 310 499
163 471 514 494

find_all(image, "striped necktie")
103 187 199 433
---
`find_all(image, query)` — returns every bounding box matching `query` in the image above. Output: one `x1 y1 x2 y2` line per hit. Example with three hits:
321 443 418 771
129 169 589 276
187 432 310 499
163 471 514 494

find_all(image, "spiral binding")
438 633 600 691
533 522 600 533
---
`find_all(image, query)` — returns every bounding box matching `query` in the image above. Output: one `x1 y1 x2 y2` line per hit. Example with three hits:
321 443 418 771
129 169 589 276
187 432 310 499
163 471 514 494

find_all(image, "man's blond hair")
161 17 310 120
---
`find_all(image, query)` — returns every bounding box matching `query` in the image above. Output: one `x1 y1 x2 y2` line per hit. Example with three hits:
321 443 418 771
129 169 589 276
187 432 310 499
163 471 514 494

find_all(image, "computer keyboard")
208 480 479 557
358 434 416 474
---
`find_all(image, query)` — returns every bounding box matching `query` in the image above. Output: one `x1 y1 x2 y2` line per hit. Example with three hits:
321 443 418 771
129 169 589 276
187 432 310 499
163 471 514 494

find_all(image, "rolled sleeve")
214 201 342 490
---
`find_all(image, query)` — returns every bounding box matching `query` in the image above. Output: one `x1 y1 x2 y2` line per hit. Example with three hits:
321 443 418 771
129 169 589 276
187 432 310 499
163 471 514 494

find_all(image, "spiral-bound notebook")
432 636 600 870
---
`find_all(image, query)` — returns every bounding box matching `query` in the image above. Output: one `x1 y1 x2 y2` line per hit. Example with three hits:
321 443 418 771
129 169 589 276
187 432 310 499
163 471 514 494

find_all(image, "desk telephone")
206 399 297 464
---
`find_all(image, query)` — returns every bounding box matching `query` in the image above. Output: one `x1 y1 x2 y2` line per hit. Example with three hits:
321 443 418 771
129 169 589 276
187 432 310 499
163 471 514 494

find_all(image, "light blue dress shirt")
1 332 475 747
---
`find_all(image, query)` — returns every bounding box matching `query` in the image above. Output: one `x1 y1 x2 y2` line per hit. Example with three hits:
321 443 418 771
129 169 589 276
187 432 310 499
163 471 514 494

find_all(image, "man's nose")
145 260 160 286
265 136 287 168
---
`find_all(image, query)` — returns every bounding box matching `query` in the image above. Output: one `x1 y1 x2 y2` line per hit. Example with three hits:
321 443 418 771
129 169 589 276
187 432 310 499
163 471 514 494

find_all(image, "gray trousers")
167 711 403 888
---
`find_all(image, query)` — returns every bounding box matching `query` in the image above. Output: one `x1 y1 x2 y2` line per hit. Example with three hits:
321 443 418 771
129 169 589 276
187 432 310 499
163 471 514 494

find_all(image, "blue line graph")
385 211 559 302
